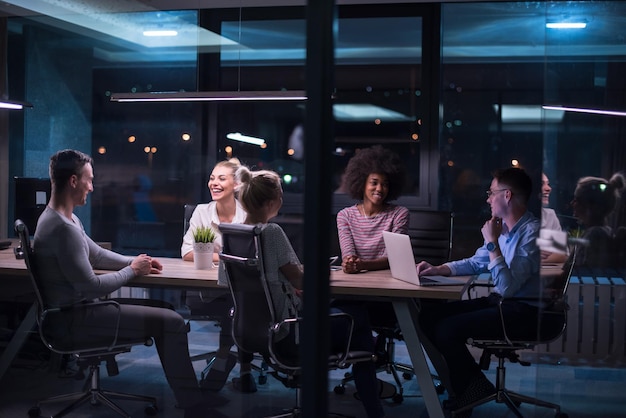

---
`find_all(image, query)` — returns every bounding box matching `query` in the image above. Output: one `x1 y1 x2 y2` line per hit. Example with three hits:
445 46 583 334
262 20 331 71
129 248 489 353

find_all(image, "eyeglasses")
486 189 509 197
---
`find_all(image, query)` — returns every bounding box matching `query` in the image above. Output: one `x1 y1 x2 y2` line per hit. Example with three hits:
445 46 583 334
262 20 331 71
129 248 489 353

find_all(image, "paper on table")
536 229 569 255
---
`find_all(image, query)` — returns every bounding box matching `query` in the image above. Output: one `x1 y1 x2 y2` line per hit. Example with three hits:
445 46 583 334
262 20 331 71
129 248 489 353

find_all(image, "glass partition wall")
4 0 626 416
440 3 626 416
7 4 431 258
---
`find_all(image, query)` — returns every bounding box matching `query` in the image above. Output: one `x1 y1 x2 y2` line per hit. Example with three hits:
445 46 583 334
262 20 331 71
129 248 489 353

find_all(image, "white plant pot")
193 242 214 270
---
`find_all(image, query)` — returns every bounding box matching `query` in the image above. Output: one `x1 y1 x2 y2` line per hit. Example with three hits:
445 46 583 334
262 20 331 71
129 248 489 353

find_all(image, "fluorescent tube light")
0 100 33 110
143 30 178 37
110 91 307 103
226 132 265 146
546 22 587 29
542 105 626 118
494 104 564 122
333 104 412 122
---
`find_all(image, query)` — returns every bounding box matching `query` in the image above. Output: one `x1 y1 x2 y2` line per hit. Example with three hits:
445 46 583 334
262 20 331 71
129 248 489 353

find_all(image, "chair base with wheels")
28 344 158 418
452 345 567 418
219 223 376 418
334 326 445 404
452 234 577 418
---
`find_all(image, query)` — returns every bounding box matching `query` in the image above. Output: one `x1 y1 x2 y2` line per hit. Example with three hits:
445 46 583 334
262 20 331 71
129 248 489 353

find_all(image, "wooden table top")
124 258 471 300
2 240 561 301
0 243 468 300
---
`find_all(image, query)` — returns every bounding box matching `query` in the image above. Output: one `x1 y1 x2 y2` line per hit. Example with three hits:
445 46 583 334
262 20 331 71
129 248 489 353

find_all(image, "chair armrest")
268 312 359 369
465 280 493 300
493 295 568 345
40 299 123 353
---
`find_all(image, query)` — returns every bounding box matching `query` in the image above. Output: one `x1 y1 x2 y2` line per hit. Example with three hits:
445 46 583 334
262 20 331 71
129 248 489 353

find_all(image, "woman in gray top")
217 165 386 418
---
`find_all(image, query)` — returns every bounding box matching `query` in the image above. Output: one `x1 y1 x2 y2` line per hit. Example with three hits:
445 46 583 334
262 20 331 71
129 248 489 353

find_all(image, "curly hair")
342 145 406 202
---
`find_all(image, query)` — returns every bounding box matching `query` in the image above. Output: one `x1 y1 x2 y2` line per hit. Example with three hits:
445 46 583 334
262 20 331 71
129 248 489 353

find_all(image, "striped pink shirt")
337 204 409 260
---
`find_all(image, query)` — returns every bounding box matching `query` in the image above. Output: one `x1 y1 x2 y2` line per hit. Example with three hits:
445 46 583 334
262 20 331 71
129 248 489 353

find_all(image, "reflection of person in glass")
540 173 567 263
568 173 625 271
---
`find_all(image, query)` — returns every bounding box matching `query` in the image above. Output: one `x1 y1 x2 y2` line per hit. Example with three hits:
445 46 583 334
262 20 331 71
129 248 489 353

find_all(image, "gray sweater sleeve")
59 222 135 300
33 205 137 306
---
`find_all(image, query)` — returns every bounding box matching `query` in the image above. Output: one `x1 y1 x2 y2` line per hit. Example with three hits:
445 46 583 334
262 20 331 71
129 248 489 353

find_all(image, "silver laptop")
382 231 465 286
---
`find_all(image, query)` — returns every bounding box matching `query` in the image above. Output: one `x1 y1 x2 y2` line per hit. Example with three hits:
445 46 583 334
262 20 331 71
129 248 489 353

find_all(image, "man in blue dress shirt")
416 167 540 417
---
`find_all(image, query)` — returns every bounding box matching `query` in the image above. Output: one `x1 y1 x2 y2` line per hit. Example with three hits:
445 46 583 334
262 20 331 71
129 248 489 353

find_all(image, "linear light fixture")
0 99 33 110
333 104 413 122
226 132 265 146
542 105 626 118
546 22 587 29
110 91 307 103
494 104 564 122
143 30 178 37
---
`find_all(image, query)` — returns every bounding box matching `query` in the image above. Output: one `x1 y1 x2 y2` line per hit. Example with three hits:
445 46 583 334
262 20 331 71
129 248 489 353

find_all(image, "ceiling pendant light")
0 99 33 110
110 90 307 103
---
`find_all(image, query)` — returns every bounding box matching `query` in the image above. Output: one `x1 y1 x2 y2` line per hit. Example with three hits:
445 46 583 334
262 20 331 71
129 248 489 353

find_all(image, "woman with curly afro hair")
337 146 409 274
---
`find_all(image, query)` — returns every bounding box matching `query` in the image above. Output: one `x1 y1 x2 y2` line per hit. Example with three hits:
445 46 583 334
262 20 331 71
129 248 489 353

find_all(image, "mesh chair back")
534 248 580 342
14 219 79 351
219 223 276 357
14 219 45 311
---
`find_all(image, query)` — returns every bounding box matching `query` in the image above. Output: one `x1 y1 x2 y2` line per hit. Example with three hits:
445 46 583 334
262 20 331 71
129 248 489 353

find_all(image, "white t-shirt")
541 207 562 231
180 200 247 258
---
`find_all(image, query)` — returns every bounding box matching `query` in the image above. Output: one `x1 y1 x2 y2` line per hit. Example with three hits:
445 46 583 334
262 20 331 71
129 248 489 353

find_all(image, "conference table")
0 243 472 418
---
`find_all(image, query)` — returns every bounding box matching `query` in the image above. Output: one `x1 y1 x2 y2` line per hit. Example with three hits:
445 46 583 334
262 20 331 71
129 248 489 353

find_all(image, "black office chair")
218 223 375 418
451 251 576 418
14 219 157 418
181 204 267 384
180 204 235 371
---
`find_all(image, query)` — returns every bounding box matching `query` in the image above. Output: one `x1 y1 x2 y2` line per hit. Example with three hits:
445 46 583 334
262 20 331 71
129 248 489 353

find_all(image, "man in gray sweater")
34 149 226 417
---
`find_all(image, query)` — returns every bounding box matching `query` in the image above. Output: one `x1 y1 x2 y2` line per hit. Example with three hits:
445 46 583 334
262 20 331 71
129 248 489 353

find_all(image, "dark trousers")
54 299 203 408
272 302 383 418
193 290 254 364
419 295 539 395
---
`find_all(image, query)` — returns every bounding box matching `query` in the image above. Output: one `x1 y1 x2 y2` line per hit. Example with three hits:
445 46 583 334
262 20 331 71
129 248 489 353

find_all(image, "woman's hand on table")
342 255 362 274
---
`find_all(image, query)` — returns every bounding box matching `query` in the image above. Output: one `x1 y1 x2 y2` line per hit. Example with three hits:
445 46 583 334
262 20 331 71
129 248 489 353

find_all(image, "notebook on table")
382 231 465 287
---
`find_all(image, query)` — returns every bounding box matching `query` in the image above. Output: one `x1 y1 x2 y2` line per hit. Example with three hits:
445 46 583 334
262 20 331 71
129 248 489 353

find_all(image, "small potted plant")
192 226 216 270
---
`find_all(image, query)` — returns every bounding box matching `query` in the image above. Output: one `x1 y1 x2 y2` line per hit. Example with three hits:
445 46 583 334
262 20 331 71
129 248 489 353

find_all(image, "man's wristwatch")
486 241 498 252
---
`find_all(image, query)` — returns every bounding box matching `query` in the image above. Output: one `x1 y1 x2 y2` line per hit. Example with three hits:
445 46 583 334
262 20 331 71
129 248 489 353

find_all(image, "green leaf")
192 226 216 243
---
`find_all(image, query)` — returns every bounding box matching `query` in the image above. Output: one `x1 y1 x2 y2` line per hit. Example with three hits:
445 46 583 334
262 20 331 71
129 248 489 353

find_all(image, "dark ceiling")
2 0 625 65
